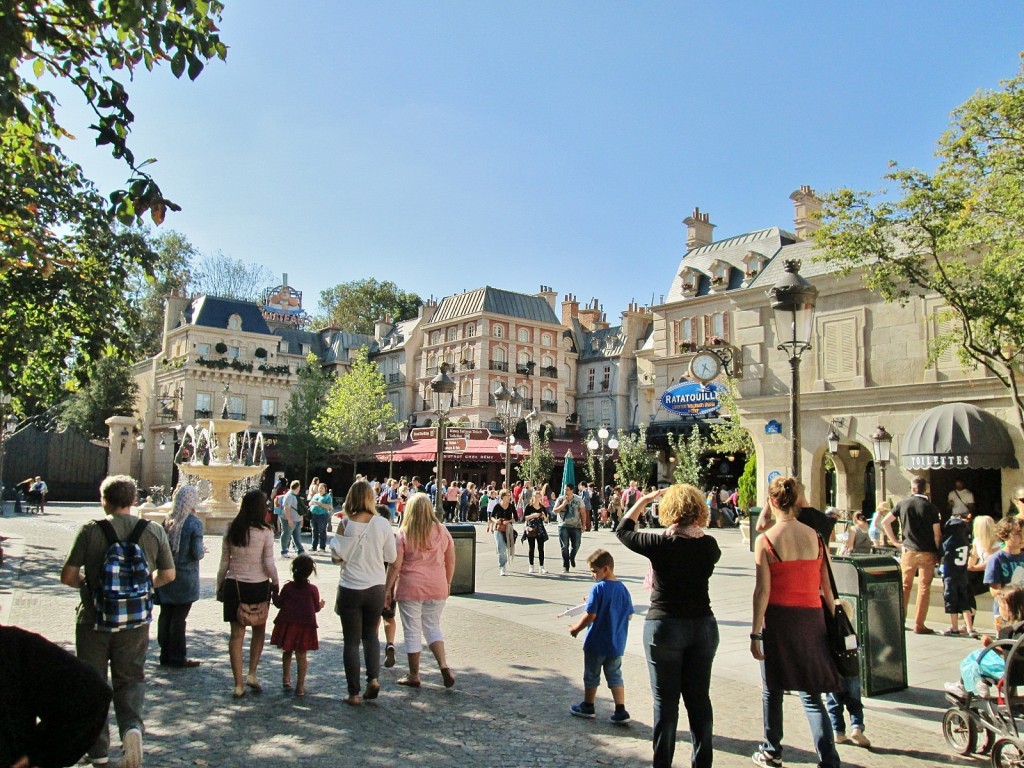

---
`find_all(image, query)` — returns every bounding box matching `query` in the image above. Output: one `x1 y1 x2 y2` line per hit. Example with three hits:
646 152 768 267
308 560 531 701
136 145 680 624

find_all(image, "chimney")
374 315 395 342
790 185 822 240
163 289 191 335
561 293 579 329
577 298 604 332
683 207 715 249
537 285 557 311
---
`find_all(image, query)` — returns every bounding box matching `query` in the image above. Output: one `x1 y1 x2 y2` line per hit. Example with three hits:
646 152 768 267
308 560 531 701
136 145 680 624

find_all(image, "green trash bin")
831 554 907 696
447 524 476 595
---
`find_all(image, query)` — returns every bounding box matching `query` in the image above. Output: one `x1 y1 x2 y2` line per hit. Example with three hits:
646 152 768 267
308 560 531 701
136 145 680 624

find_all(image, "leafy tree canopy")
815 56 1024 437
667 429 706 489
313 347 395 477
613 425 654 489
0 0 227 275
278 353 333 485
317 278 422 335
190 251 273 302
59 352 139 439
517 424 554 488
129 229 195 357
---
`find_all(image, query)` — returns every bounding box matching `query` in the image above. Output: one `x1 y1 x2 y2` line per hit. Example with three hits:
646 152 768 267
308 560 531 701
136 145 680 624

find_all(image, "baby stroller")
943 632 1024 766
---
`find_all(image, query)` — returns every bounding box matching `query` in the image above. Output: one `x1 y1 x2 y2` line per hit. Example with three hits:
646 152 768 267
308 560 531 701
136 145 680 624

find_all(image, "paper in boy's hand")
556 603 586 618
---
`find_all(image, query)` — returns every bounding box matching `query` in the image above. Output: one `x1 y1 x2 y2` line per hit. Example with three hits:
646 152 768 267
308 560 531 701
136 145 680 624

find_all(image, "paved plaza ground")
0 503 986 767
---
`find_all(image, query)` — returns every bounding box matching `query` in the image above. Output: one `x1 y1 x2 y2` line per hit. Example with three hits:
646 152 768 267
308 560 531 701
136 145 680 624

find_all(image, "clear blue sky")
57 1 1024 321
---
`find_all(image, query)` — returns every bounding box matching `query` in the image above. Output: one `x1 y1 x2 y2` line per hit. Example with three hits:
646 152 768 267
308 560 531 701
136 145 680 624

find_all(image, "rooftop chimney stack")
790 185 822 240
537 285 558 311
684 207 715 249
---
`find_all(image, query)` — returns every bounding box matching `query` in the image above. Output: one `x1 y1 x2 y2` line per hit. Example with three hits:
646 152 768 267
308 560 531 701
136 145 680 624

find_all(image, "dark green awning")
901 402 1018 471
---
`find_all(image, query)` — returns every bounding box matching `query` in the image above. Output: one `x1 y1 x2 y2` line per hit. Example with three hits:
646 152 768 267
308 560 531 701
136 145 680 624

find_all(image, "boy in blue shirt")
984 516 1024 633
568 548 634 724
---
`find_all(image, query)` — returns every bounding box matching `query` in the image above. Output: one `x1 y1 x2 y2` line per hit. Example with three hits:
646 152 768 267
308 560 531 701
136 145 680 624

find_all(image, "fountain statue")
173 385 268 535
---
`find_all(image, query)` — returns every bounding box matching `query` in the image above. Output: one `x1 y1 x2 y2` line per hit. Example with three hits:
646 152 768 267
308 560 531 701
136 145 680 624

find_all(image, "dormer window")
227 314 242 331
742 250 765 281
678 267 700 295
709 259 730 289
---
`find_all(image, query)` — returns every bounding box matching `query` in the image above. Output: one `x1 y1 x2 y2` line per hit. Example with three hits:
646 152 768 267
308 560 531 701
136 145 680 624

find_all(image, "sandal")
364 679 380 700
232 686 246 699
282 681 292 691
396 675 421 688
294 688 305 697
343 694 361 705
441 667 455 689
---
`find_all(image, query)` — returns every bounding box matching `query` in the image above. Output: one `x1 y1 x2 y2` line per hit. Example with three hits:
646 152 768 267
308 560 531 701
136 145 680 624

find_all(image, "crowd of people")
12 469 1024 767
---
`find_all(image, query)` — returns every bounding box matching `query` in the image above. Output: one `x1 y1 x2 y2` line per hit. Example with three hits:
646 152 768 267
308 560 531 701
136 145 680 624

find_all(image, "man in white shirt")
948 478 976 519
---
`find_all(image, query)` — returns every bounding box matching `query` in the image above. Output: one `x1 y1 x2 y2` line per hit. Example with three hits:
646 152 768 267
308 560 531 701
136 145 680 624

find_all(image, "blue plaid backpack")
93 519 153 632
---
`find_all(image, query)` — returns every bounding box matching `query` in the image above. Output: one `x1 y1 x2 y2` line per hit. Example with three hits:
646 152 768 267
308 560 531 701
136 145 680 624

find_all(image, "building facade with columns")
638 188 1024 517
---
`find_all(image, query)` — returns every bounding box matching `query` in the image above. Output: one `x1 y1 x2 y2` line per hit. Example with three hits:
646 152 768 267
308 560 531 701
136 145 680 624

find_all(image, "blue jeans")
311 515 329 550
494 531 509 568
826 676 865 735
559 526 581 570
760 663 841 767
643 616 719 768
281 519 304 555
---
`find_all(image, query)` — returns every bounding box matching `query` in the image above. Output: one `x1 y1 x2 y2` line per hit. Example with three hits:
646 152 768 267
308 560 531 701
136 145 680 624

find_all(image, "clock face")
689 351 722 383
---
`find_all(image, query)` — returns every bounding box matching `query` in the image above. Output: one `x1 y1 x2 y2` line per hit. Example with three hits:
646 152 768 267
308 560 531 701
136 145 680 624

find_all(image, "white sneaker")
122 728 143 768
850 728 871 747
499 568 506 576
541 567 548 574
528 565 536 574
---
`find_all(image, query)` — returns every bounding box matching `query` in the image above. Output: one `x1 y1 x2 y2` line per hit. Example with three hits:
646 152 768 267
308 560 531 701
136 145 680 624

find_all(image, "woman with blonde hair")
968 515 1001 630
156 485 205 668
331 479 396 704
617 484 720 768
868 501 891 547
751 476 841 768
384 493 456 688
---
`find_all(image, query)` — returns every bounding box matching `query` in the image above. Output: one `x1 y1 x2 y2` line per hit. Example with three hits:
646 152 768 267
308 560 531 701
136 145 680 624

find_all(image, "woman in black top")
617 484 721 768
490 490 517 576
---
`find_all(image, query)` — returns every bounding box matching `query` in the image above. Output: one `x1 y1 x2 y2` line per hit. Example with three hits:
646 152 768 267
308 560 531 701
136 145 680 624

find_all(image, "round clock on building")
689 350 723 383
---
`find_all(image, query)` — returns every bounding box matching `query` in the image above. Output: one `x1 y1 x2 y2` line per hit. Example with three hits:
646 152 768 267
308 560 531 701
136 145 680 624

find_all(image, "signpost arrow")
446 427 491 440
410 427 437 441
444 438 468 453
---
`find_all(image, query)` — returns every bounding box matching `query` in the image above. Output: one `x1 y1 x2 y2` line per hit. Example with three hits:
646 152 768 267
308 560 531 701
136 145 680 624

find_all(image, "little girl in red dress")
271 554 325 696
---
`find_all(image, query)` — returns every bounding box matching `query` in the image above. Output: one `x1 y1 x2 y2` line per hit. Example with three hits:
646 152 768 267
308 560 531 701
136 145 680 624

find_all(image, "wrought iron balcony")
540 366 558 378
489 360 509 372
540 400 558 413
260 415 277 426
194 409 212 420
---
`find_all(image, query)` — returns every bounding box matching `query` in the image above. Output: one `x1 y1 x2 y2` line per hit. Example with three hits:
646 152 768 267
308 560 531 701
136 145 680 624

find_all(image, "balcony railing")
194 409 212 420
521 397 534 411
516 364 532 376
600 380 610 390
425 365 438 375
388 373 402 383
260 415 277 426
540 366 558 378
227 412 246 420
489 360 508 372
484 419 503 433
540 400 558 413
459 360 475 370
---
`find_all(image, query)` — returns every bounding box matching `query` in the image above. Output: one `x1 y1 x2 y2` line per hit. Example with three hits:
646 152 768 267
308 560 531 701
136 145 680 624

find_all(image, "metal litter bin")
747 507 762 553
446 524 476 595
831 555 907 696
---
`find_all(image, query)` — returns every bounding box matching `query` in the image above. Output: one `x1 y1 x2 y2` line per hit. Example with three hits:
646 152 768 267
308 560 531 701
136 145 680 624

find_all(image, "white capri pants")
398 599 447 654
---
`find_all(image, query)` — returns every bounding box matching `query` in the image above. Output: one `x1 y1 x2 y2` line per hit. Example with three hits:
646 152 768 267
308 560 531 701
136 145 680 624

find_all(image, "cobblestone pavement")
0 504 984 767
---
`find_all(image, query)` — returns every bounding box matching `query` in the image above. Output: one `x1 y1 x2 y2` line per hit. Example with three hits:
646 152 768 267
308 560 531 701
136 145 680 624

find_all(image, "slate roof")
578 325 626 361
377 315 422 352
187 296 271 334
273 327 325 357
428 286 560 325
317 330 379 363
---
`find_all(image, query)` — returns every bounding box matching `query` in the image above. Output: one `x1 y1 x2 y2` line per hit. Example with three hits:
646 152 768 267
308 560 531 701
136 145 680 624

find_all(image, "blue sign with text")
660 381 726 416
765 419 783 435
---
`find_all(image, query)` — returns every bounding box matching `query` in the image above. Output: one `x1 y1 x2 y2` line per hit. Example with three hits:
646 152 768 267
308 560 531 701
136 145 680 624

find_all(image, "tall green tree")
613 425 654 489
129 229 195 357
815 57 1024 439
313 348 395 479
1 1 227 275
518 425 554 488
59 353 139 439
708 379 754 456
277 353 333 486
317 279 422 334
667 429 707 488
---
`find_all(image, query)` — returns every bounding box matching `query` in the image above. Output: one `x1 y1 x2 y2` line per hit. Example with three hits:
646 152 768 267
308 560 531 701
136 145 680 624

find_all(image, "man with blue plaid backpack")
61 475 176 768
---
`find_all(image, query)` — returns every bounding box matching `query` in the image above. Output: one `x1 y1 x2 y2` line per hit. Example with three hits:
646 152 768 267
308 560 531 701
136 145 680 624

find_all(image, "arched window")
542 354 554 368
466 323 476 338
541 332 552 346
518 350 531 366
227 314 242 331
493 346 507 363
431 331 442 345
493 324 505 339
447 326 458 341
518 328 530 343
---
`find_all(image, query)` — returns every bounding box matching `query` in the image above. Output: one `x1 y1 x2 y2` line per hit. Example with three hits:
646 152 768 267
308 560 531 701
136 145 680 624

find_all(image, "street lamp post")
377 421 411 481
587 427 619 506
769 259 818 480
493 383 523 490
0 412 18 514
871 425 893 504
430 364 457 516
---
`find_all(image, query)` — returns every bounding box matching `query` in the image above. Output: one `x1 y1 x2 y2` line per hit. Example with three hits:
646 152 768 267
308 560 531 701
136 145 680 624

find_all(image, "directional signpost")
409 427 490 443
444 438 468 453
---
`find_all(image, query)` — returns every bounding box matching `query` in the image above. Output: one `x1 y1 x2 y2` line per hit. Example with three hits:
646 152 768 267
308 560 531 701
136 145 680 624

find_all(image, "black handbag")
821 541 860 678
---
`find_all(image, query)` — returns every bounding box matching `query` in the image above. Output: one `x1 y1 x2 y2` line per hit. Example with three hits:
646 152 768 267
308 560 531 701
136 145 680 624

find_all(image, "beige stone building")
639 188 1023 516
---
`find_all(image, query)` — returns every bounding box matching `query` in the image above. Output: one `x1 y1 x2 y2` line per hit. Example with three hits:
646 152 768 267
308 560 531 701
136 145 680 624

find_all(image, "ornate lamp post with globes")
377 420 411 481
587 427 619 506
493 383 523 490
430 364 457 516
769 259 818 480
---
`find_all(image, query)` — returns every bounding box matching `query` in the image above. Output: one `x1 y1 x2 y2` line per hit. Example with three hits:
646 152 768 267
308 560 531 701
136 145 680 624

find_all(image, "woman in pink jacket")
384 493 456 688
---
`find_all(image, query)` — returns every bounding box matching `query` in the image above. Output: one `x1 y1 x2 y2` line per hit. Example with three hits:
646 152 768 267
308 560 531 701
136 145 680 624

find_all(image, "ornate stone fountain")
174 386 268 535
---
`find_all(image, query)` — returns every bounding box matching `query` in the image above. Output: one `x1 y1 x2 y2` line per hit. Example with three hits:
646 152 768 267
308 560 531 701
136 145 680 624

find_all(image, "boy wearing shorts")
941 513 978 637
568 549 634 724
